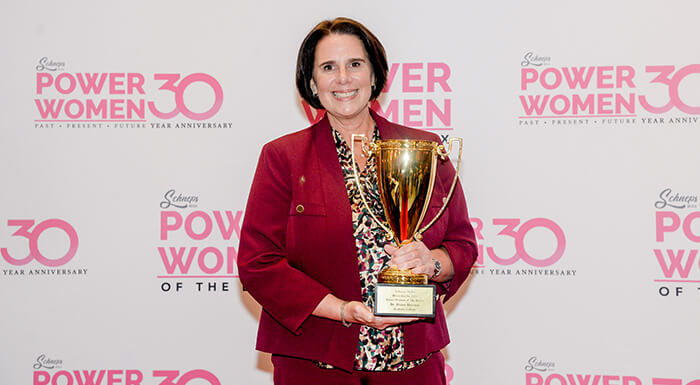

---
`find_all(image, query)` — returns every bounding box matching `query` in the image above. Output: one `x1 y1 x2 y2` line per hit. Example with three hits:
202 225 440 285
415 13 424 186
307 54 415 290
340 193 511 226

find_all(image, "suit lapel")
311 115 363 299
311 115 347 215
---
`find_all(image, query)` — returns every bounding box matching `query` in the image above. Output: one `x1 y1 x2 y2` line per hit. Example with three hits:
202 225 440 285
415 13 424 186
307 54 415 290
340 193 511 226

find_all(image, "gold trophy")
351 134 463 317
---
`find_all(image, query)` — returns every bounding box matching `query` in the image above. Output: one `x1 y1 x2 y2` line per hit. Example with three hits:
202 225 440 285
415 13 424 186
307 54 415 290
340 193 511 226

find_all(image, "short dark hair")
296 17 388 110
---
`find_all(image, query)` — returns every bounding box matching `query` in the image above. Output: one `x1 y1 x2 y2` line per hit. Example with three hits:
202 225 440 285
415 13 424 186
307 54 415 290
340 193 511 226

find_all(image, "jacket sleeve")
237 141 331 334
432 142 478 302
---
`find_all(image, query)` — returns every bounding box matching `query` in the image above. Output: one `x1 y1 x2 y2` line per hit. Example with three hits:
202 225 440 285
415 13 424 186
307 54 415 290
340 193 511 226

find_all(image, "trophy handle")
414 137 463 240
351 134 397 245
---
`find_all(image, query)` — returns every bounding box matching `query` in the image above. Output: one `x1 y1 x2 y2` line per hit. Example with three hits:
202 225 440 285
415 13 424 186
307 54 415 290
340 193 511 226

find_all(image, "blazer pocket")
288 202 326 216
286 202 327 270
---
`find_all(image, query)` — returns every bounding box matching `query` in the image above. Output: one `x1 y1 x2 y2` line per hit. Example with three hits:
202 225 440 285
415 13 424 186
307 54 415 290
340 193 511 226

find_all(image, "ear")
309 79 318 94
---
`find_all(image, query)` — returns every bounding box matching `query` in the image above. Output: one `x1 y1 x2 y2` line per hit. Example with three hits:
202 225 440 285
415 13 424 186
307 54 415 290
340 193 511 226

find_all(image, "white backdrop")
1 1 699 384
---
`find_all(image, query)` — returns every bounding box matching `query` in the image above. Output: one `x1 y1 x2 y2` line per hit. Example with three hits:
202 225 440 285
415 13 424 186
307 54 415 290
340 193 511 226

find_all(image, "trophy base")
374 283 436 318
378 266 428 285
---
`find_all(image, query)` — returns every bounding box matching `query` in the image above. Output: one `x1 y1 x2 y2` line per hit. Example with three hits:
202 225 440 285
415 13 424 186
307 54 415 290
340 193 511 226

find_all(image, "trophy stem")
400 197 409 242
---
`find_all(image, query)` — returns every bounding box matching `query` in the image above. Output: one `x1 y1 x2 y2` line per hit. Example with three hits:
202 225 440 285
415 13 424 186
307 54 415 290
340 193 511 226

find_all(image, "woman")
238 17 478 384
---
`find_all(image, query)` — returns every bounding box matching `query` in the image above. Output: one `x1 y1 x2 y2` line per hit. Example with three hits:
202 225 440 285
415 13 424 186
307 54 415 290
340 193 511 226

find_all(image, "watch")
430 258 442 280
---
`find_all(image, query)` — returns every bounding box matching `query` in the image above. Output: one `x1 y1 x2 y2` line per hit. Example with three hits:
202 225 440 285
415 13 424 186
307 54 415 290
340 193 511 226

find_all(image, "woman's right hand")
344 301 421 330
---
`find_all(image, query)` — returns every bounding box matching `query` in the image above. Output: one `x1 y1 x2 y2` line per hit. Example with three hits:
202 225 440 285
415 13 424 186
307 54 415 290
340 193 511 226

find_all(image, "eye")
350 61 362 68
322 64 335 71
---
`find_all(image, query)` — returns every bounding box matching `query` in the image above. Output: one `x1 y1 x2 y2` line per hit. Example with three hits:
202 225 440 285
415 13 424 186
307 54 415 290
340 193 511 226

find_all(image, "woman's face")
311 33 374 123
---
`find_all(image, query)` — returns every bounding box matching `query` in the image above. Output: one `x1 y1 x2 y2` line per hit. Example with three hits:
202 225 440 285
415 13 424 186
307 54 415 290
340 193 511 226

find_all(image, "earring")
310 80 318 97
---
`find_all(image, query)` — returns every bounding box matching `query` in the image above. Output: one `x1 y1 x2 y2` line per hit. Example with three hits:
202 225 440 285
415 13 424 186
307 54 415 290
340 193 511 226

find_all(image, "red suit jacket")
238 110 477 372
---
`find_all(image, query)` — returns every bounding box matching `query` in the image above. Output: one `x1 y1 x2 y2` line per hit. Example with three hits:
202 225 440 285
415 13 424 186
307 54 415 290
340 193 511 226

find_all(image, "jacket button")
296 204 304 213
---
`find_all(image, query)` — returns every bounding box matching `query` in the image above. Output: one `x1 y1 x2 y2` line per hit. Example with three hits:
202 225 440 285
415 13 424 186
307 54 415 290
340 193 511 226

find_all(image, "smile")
332 90 358 99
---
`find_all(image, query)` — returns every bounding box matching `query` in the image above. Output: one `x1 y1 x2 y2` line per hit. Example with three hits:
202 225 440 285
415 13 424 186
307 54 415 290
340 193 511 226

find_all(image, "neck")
327 108 375 140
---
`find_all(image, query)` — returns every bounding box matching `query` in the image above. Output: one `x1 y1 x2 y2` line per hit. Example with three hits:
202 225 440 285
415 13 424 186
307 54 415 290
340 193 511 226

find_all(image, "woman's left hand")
384 240 434 276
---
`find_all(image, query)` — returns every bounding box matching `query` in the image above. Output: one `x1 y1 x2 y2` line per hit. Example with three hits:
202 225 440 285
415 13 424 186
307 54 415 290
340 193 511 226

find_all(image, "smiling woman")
295 18 389 158
309 34 375 130
237 17 478 385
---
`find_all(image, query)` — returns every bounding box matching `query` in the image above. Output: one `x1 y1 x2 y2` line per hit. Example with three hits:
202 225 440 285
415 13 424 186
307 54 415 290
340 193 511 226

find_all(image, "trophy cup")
351 134 463 317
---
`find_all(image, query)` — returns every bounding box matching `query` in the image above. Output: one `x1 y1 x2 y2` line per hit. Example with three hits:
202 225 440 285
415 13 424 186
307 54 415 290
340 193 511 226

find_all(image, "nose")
337 66 349 84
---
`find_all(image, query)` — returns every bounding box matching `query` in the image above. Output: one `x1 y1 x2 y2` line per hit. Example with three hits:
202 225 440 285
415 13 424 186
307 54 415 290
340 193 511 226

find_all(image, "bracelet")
430 258 442 280
340 301 352 328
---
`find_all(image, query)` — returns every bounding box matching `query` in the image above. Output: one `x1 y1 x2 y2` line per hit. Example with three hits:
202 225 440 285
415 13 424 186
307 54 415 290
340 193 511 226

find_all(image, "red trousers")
272 352 447 385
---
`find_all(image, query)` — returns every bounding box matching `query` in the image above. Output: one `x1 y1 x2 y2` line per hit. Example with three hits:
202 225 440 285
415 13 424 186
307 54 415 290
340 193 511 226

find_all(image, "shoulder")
258 123 320 166
256 117 331 172
373 111 440 143
393 124 440 142
264 126 314 152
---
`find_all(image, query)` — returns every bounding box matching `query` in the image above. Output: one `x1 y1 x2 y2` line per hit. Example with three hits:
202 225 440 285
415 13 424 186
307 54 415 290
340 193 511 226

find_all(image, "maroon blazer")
238 110 478 372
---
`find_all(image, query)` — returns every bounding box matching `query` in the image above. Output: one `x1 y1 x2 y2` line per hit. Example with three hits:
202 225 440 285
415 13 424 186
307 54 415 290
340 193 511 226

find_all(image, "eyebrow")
317 57 367 67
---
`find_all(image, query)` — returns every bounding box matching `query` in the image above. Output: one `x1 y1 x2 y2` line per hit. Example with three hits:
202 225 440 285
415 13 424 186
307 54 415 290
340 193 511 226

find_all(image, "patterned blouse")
329 127 428 371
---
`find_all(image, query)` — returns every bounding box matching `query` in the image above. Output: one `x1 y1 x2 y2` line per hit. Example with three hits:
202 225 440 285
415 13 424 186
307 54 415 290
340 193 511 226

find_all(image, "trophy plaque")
351 134 463 317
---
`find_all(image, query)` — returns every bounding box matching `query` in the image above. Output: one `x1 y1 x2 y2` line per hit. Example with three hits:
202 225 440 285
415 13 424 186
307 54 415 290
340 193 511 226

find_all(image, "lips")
332 90 358 99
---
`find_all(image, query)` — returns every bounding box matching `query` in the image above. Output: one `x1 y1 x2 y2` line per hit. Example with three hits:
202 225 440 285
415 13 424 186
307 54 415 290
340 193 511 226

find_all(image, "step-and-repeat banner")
1 0 699 384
